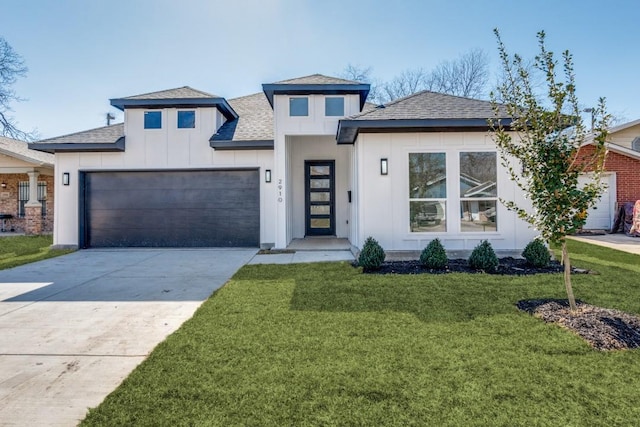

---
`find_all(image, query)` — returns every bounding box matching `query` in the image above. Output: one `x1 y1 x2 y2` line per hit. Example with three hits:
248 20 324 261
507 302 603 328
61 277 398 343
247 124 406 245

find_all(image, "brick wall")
0 173 54 233
579 145 640 205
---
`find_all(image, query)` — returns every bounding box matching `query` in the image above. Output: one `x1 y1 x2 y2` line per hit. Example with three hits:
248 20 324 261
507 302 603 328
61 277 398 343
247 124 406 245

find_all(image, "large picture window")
409 153 446 232
459 152 497 232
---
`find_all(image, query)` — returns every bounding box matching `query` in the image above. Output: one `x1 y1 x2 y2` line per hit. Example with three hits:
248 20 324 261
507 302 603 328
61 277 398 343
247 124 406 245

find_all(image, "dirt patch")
517 299 640 351
360 257 592 276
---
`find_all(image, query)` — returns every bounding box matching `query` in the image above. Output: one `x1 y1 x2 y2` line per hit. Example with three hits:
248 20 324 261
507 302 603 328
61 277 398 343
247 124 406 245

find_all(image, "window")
18 182 46 218
460 152 497 232
325 97 344 116
177 110 195 128
409 153 446 232
289 97 308 116
632 137 640 152
144 111 162 129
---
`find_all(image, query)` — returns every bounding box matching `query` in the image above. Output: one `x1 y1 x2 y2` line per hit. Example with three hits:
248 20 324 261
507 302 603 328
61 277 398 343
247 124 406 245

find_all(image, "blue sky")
1 0 639 138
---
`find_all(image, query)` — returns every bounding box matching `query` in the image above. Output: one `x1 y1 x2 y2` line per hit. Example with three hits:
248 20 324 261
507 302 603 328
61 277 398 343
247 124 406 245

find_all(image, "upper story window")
632 137 640 152
325 97 344 116
289 97 309 117
177 110 196 128
144 111 162 129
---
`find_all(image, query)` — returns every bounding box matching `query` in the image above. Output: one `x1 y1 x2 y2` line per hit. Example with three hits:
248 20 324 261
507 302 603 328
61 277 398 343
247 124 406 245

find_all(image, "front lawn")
0 235 73 270
82 240 640 426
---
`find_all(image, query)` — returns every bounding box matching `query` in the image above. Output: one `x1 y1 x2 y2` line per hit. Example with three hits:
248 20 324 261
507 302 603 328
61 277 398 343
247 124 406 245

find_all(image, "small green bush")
522 239 550 267
358 237 386 270
468 240 499 272
420 238 448 269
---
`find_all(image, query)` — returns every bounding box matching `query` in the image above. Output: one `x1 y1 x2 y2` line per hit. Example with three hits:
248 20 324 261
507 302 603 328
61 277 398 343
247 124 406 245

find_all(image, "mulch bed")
517 299 640 351
360 257 590 276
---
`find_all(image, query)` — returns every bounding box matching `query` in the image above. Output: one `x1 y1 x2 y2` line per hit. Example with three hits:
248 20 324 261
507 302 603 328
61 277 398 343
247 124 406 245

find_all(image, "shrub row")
358 237 550 272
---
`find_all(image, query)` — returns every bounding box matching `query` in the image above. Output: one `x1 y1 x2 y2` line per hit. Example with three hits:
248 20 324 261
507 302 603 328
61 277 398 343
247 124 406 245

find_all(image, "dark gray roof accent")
29 123 125 153
110 86 238 120
0 136 54 166
337 91 511 144
262 74 370 110
210 92 274 150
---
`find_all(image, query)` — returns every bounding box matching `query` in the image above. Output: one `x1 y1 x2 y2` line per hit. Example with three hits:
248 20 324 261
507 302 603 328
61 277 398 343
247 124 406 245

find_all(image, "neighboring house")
0 136 54 234
579 119 640 230
30 74 538 251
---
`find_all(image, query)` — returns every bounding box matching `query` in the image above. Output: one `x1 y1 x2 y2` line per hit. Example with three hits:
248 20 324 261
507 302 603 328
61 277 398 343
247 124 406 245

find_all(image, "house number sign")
277 179 283 203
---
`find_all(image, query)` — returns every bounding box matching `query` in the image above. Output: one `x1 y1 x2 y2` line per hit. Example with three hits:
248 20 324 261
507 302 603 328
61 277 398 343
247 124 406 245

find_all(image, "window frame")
408 152 448 233
177 110 196 129
289 97 309 117
18 181 47 218
459 151 498 233
325 97 345 117
143 111 162 129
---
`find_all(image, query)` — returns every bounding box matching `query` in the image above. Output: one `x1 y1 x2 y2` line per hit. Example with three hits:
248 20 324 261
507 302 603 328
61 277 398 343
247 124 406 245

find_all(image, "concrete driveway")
0 248 256 426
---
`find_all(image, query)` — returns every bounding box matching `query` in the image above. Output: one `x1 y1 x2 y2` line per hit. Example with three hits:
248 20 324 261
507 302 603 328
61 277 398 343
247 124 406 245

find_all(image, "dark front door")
305 160 335 236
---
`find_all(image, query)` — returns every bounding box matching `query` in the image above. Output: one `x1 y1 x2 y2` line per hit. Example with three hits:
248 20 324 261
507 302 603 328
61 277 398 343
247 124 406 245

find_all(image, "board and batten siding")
53 106 275 248
353 132 537 251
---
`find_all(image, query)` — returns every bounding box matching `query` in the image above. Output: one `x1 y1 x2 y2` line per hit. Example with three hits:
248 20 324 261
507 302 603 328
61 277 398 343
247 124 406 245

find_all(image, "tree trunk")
562 241 577 312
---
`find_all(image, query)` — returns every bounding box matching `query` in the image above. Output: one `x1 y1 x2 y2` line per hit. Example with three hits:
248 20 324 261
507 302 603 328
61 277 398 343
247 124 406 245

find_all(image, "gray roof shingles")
211 93 273 143
122 86 219 100
349 90 507 121
0 136 54 166
36 123 125 145
273 74 362 85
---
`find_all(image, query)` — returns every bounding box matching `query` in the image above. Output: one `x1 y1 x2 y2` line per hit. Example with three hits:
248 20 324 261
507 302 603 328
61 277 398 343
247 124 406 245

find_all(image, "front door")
305 160 335 236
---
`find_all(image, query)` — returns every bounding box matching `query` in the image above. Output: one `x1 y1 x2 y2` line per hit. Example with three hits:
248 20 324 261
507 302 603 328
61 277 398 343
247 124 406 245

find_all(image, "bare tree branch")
0 36 36 141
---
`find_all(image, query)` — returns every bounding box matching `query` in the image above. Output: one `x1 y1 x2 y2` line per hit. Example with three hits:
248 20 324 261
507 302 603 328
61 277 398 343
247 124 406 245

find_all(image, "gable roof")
210 92 274 150
110 86 238 120
580 118 640 160
0 136 54 166
336 90 511 144
262 74 370 109
29 123 125 154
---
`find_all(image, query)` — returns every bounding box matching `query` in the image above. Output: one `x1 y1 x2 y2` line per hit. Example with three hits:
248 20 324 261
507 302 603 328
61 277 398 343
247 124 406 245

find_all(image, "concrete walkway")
568 233 640 255
248 250 354 264
0 248 256 426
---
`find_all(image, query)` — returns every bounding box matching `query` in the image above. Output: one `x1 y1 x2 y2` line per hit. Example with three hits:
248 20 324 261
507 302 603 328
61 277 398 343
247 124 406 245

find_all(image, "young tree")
0 36 34 140
490 30 609 311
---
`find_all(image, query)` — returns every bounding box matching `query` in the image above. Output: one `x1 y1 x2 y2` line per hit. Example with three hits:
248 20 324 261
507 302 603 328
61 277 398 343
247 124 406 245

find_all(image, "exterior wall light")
265 169 272 183
62 173 70 186
0 182 6 188
380 158 388 175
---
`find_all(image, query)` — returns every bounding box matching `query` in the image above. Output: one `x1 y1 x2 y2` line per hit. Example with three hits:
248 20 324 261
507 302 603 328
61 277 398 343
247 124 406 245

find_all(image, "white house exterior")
31 74 537 251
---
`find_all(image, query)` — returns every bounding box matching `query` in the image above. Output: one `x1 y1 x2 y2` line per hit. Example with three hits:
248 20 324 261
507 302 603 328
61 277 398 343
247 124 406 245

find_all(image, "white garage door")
579 173 616 230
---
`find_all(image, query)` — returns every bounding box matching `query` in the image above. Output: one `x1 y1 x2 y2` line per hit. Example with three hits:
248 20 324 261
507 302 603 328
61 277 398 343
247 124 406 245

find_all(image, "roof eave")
261 83 371 110
0 148 53 167
109 98 238 120
336 118 513 144
209 140 274 151
28 137 126 154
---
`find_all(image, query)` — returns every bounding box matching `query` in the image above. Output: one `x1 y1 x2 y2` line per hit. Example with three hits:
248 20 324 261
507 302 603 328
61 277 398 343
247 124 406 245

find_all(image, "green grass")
82 240 640 426
0 235 73 270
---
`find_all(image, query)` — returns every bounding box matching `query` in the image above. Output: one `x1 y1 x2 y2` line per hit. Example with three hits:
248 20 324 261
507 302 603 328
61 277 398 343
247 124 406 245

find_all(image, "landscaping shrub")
358 236 386 270
522 238 551 267
420 238 448 269
468 240 499 272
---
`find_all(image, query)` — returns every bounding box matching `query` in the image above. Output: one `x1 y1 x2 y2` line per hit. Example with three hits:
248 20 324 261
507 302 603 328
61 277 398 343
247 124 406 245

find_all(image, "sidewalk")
568 233 640 255
248 250 354 264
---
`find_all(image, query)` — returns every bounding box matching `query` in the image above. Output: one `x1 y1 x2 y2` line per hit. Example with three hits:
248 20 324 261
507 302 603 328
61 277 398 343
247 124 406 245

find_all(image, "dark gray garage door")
81 169 259 248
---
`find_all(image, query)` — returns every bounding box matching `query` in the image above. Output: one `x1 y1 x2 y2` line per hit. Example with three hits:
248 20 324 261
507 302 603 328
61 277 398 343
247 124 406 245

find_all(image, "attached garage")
80 169 259 248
